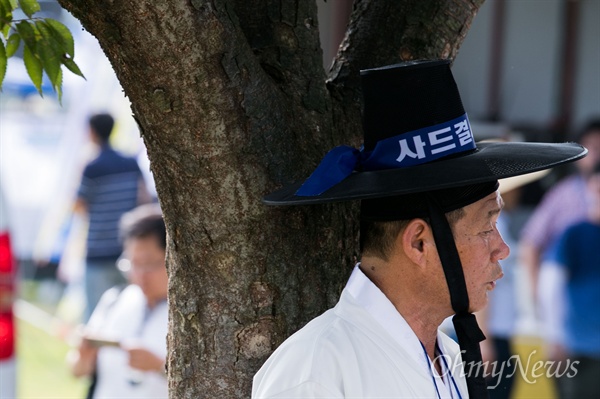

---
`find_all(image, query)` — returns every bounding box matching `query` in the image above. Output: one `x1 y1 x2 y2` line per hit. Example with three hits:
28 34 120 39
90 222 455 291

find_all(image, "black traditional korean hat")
264 60 584 206
263 60 586 399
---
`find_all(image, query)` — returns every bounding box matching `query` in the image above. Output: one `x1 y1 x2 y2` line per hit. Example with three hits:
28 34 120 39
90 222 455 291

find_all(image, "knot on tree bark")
236 316 275 359
250 281 275 309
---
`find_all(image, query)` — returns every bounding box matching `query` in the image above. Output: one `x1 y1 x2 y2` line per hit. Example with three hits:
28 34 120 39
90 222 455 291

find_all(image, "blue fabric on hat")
296 113 476 196
295 146 361 196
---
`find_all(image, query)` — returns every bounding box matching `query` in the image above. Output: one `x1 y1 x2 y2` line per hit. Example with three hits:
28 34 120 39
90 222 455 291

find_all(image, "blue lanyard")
420 342 464 399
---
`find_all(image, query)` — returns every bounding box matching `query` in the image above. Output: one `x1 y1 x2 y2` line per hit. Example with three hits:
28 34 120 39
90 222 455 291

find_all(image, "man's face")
451 190 509 313
123 235 168 304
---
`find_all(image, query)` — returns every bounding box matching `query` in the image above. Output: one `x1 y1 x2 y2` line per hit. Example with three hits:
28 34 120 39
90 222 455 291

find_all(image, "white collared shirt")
87 285 168 399
253 264 468 398
345 264 465 398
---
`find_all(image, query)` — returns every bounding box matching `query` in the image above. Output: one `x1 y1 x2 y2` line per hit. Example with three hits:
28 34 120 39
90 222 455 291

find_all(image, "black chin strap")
427 196 489 399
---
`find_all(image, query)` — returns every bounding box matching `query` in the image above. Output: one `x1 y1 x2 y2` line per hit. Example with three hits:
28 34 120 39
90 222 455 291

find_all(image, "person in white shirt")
255 60 586 399
68 203 168 399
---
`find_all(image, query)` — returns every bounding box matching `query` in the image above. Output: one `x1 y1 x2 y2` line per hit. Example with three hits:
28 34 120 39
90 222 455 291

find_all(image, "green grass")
17 318 89 399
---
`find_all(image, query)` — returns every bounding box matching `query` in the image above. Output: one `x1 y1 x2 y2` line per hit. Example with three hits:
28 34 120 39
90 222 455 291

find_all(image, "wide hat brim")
263 141 586 205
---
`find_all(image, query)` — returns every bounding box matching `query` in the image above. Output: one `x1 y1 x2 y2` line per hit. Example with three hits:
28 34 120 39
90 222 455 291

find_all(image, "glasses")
117 257 165 275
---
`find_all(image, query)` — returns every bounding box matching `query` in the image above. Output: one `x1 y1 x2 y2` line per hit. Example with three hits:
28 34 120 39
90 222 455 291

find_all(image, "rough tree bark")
56 0 484 397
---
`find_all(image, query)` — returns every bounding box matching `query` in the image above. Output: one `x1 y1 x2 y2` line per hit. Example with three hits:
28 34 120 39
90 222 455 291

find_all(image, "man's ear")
400 219 431 266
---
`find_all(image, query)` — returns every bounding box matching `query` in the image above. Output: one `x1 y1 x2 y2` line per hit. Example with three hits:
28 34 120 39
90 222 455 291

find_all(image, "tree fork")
57 0 484 396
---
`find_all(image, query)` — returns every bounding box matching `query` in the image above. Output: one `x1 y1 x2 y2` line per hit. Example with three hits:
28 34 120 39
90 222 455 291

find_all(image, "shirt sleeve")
520 176 586 255
77 165 94 202
86 286 124 332
520 185 564 249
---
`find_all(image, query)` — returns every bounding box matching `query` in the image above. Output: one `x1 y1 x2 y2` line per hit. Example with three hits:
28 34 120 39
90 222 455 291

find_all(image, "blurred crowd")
443 118 600 399
21 115 600 399
28 112 168 398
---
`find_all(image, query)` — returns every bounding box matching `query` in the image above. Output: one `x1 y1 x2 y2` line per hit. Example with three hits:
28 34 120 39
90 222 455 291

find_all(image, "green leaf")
43 19 74 57
35 20 62 86
0 0 12 36
17 0 40 18
0 0 8 15
34 19 51 40
62 55 85 78
5 33 20 57
0 0 11 11
15 20 37 52
36 41 60 87
2 12 83 100
0 40 7 89
23 44 43 95
54 66 62 104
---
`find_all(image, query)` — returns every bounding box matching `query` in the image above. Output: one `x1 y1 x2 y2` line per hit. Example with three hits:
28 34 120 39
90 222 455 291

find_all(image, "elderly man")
253 60 586 399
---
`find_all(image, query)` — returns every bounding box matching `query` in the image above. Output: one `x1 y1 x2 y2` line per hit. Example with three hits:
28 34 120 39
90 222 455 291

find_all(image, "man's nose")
494 231 510 262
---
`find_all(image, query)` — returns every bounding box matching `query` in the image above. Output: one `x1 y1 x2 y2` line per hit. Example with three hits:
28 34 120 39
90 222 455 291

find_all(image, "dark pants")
84 259 126 322
560 355 600 399
486 337 515 399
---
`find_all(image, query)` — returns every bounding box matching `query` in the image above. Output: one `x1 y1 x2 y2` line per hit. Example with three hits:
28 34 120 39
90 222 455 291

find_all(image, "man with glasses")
68 203 168 399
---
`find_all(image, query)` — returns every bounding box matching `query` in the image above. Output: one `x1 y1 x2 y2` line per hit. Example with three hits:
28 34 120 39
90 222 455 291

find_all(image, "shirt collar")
344 264 458 382
345 264 427 365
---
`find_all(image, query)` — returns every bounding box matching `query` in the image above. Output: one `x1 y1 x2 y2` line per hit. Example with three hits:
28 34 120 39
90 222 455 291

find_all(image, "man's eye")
482 221 498 236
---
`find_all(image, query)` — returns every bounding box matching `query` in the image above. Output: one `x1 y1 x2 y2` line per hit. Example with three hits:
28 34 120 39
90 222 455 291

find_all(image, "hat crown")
361 60 466 152
262 60 586 206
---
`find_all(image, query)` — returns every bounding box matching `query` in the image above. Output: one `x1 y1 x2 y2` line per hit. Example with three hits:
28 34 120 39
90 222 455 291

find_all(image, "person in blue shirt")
74 113 151 321
541 161 600 398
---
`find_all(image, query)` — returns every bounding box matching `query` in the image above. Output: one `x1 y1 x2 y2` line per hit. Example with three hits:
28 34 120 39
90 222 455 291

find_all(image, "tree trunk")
57 0 484 396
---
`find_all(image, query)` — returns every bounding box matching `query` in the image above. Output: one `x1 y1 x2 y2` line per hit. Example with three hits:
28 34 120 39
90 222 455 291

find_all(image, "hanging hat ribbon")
453 313 488 398
294 145 362 197
427 194 490 399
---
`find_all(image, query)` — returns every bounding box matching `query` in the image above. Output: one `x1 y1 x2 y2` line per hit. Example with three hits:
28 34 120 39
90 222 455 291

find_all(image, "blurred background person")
476 163 548 399
67 203 168 399
538 161 600 398
519 119 600 398
519 118 600 300
31 207 72 307
73 112 151 321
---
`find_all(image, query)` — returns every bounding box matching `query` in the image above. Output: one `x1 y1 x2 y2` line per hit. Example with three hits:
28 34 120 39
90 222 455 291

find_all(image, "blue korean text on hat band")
296 113 476 196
